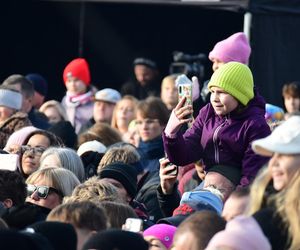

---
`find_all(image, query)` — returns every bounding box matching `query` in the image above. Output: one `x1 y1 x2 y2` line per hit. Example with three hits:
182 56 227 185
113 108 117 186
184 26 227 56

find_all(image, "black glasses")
21 145 46 155
27 184 63 199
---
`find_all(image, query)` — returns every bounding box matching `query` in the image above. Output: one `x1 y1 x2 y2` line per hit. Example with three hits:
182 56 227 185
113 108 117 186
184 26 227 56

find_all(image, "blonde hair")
26 167 80 197
64 177 121 204
111 95 138 131
246 166 272 215
275 171 300 249
247 166 300 249
97 144 140 172
39 100 68 121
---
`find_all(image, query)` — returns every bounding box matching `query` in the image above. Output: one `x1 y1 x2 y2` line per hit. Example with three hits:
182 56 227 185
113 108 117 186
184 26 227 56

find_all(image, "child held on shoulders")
163 62 271 187
61 58 94 133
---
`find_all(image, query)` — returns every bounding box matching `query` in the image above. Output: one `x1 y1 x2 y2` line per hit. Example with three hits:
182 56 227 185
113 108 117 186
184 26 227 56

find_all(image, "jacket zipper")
212 115 229 164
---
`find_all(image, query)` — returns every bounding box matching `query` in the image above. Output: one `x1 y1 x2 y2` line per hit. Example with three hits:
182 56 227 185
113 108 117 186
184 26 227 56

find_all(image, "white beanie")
0 89 22 110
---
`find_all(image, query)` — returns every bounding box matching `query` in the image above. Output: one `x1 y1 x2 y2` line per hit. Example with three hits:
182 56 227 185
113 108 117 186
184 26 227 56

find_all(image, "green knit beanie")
208 62 254 106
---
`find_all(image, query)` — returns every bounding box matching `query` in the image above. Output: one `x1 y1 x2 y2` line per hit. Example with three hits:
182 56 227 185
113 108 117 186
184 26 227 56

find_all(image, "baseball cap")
252 116 300 157
94 88 121 104
77 140 107 156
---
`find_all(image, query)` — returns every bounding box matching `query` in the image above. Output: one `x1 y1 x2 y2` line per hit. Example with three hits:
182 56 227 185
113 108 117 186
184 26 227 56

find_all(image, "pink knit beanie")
143 224 177 249
209 32 251 64
4 126 39 151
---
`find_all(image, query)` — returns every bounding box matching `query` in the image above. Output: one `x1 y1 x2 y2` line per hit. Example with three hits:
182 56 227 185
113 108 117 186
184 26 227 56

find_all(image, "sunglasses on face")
27 184 63 199
21 145 46 155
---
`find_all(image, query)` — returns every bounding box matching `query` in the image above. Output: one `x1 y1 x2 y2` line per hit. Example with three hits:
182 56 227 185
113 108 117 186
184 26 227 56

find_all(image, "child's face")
65 76 87 95
283 95 300 113
211 58 225 72
210 86 239 116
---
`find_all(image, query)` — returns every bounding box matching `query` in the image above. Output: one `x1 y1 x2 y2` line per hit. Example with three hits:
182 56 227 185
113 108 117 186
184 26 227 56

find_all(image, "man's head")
93 88 121 124
172 211 226 250
98 162 138 203
0 170 27 208
2 74 34 113
133 58 159 87
204 165 241 201
47 201 107 250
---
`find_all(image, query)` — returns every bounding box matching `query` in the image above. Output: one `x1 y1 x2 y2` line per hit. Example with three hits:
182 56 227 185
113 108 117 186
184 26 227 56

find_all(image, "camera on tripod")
169 51 206 80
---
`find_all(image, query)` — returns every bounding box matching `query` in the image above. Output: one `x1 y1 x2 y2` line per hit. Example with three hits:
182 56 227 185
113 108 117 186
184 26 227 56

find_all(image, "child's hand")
164 97 193 137
174 96 193 123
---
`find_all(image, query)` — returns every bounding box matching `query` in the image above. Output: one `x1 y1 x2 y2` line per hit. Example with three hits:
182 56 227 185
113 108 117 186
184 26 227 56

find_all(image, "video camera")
169 51 206 80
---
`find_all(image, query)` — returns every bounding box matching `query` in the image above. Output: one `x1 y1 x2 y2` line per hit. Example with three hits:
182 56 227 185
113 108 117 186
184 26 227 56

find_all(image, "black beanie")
48 121 77 149
98 162 138 198
82 229 149 250
28 221 77 250
206 165 242 186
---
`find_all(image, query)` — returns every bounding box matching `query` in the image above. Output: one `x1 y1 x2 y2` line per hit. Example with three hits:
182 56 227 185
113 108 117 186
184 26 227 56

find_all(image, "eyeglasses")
27 184 63 199
21 145 46 155
135 119 160 126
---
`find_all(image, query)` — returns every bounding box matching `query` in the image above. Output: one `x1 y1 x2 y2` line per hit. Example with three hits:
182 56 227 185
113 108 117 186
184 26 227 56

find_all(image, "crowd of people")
0 31 300 250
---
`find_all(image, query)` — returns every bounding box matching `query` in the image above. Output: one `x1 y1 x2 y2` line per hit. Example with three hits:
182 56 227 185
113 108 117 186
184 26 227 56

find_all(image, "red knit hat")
63 58 90 86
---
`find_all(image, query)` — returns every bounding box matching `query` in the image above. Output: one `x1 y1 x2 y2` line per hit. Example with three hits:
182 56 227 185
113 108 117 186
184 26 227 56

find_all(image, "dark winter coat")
135 171 163 222
163 93 271 186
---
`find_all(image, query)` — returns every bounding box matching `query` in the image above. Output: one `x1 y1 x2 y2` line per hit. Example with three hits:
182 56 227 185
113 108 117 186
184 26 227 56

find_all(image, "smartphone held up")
176 74 193 119
159 157 178 176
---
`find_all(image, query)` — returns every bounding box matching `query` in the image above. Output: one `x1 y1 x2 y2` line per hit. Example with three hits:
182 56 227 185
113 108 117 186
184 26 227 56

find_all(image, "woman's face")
268 153 300 191
21 134 50 176
116 99 136 131
136 112 164 142
210 86 239 116
44 106 63 124
26 176 62 209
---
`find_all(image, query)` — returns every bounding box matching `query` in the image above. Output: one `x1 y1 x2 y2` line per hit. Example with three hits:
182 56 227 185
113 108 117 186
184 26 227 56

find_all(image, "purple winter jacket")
162 93 271 187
